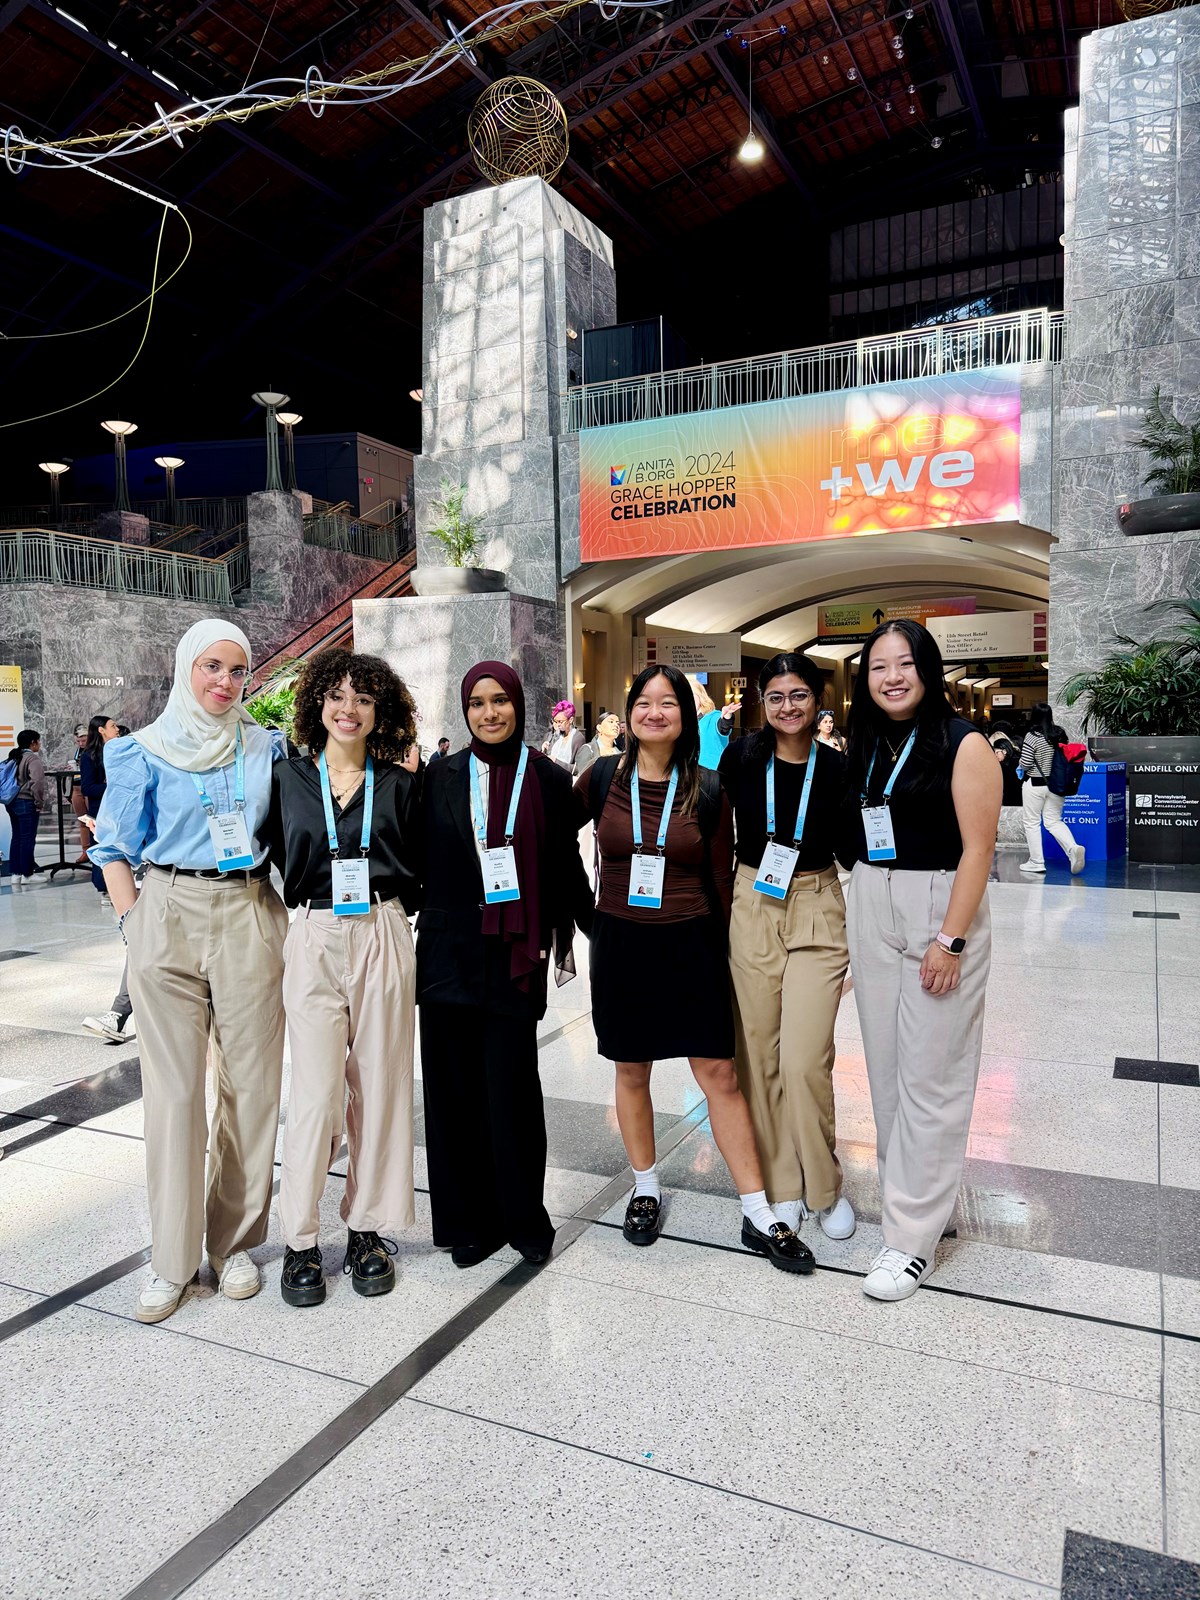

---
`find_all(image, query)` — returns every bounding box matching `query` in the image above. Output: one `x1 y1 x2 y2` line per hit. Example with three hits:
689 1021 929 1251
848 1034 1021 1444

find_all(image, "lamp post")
100 420 138 512
251 390 290 492
38 461 69 521
154 455 185 524
275 411 302 493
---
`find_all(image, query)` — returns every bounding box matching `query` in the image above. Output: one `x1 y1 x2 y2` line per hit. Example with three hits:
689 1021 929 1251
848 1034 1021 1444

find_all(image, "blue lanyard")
470 744 528 845
862 728 918 806
318 751 374 858
766 751 817 846
189 724 245 815
629 764 679 853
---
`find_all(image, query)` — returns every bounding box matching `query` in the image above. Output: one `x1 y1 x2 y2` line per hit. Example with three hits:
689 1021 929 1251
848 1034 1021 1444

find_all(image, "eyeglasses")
764 691 814 709
196 660 249 684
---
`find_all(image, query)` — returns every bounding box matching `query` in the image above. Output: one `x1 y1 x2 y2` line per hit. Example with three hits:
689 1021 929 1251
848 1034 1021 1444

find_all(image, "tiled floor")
1 850 1198 1599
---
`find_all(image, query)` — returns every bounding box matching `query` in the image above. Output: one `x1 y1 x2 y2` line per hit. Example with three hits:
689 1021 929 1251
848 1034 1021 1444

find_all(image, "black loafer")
622 1193 663 1246
741 1219 815 1274
517 1235 555 1264
281 1245 325 1307
343 1229 397 1296
450 1238 505 1269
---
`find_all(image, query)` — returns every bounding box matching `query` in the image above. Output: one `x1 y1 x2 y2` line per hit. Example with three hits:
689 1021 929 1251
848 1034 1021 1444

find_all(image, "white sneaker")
818 1196 857 1239
210 1250 261 1300
862 1247 932 1302
1019 860 1046 874
136 1271 195 1324
1068 844 1086 875
82 1010 133 1043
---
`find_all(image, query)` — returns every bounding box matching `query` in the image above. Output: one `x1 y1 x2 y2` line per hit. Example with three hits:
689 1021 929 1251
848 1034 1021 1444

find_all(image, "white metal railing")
563 307 1065 432
0 527 232 605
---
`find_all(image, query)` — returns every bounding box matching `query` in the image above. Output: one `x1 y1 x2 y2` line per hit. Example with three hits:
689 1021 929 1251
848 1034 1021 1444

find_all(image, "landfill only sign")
817 597 977 639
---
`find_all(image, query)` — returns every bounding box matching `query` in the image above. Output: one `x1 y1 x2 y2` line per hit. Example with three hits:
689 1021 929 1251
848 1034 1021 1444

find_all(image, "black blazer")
416 748 593 1020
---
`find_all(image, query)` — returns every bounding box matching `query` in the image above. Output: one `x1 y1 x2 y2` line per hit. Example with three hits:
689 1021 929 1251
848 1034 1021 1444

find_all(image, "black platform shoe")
622 1192 663 1246
281 1245 326 1307
740 1218 815 1275
343 1229 397 1296
450 1238 505 1269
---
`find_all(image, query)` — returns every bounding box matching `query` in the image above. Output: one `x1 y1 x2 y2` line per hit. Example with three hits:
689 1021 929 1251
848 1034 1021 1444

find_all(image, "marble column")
1052 8 1200 725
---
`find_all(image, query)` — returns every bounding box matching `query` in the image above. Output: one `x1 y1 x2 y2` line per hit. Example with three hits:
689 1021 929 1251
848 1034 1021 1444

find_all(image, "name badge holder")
470 744 528 905
754 751 817 899
190 725 254 871
319 750 375 915
628 765 679 910
860 729 917 863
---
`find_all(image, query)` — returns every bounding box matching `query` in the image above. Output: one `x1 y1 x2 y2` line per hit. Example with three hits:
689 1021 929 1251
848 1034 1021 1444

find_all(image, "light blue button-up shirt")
89 725 286 872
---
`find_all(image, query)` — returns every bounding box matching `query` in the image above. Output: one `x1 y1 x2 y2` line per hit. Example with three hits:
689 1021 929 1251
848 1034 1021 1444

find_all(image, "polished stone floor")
1 851 1198 1599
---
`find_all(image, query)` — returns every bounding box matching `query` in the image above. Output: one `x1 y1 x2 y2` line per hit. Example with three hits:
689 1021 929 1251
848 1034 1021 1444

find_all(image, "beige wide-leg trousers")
846 861 991 1259
124 867 288 1285
279 899 416 1249
729 864 849 1210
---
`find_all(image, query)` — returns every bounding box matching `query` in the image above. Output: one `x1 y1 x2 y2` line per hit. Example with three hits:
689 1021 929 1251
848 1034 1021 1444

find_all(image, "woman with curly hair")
266 648 423 1308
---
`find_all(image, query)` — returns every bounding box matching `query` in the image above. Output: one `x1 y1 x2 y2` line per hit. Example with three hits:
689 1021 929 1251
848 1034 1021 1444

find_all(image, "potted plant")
411 479 506 596
244 658 302 746
1115 389 1200 536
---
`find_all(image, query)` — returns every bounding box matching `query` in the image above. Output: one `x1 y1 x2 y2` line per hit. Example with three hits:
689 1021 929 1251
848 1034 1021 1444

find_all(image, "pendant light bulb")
738 131 766 163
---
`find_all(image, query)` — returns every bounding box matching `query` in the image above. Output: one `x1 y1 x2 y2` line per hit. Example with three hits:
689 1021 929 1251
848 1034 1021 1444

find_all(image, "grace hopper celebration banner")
579 366 1021 563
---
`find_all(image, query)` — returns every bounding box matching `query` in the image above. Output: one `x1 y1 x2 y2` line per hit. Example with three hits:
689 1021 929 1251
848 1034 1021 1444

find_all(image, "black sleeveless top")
847 717 986 871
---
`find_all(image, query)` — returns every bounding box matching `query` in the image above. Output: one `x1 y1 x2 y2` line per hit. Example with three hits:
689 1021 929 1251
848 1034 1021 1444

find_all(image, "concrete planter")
1114 493 1200 538
1090 736 1200 865
409 565 507 596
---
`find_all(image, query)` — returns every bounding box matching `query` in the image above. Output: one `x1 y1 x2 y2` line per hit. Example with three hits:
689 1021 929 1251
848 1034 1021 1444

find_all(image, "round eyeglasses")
196 660 249 684
764 690 814 709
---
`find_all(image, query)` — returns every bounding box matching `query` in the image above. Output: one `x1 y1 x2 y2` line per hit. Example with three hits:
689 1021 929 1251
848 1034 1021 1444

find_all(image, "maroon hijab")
460 661 548 992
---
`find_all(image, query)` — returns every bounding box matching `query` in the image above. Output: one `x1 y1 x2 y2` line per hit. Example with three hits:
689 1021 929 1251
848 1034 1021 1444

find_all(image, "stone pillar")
368 177 616 735
246 488 304 608
1052 9 1200 723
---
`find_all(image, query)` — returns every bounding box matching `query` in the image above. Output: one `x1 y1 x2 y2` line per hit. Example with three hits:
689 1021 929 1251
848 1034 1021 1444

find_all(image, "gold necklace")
884 732 908 761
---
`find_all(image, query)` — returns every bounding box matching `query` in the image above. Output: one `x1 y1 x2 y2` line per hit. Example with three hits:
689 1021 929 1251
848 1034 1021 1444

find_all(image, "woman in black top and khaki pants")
268 649 422 1307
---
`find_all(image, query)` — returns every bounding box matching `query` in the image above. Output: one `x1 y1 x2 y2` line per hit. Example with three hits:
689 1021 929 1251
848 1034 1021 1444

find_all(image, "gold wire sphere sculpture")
467 77 569 186
1116 0 1187 14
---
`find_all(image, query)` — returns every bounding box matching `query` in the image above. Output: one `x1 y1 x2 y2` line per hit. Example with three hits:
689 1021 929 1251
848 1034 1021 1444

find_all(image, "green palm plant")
1134 389 1200 495
427 480 483 568
1063 633 1200 736
244 657 303 743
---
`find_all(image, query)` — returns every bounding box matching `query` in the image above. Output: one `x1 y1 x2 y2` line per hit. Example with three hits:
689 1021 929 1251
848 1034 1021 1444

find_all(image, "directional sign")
817 597 977 641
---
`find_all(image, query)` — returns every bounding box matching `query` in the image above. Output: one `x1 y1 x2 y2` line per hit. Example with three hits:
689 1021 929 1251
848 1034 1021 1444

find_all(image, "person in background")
989 721 1023 809
83 964 137 1044
842 619 1000 1302
690 677 741 770
720 653 855 1245
428 737 451 763
543 701 586 774
1019 703 1085 875
79 714 120 899
575 664 811 1273
400 740 422 775
814 709 846 753
70 724 91 864
5 730 46 886
90 619 288 1326
573 709 621 778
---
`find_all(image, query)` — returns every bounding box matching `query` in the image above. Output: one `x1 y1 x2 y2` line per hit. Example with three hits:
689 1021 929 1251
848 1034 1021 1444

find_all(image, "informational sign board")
991 693 1014 707
579 367 1022 563
1127 759 1200 864
1044 762 1127 865
0 665 24 865
817 597 977 640
927 609 1048 660
636 631 742 675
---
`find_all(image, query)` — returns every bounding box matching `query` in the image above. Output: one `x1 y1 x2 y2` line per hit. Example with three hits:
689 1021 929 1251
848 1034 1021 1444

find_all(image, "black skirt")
590 909 735 1062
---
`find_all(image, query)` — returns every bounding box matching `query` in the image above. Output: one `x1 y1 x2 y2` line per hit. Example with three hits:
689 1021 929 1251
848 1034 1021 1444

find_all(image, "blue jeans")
6 797 38 876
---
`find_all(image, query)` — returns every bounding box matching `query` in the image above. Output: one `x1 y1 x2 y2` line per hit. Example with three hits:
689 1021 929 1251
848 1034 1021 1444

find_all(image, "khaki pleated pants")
124 867 288 1285
846 861 992 1259
279 899 416 1249
729 863 849 1210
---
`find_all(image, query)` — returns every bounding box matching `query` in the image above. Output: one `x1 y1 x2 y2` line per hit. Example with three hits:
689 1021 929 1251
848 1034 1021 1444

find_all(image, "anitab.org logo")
610 465 628 487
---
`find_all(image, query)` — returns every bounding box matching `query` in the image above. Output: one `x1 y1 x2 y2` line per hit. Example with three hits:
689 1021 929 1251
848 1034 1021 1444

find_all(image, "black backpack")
585 755 724 918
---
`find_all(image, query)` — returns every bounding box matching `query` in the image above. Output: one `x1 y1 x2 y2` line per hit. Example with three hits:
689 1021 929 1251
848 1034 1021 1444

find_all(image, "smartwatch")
935 932 966 955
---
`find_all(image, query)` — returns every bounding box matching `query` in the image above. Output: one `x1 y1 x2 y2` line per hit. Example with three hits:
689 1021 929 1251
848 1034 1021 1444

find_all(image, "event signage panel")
927 609 1047 659
636 631 742 674
817 597 977 640
579 367 1021 563
0 665 23 756
1128 760 1200 864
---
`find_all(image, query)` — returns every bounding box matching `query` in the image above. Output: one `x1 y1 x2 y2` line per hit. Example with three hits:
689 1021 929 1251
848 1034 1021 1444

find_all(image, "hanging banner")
635 631 742 674
817 597 977 640
579 366 1021 563
0 665 23 757
927 609 1048 659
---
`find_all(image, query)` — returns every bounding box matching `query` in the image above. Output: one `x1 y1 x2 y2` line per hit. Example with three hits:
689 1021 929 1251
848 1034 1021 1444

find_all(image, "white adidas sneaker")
862 1247 932 1302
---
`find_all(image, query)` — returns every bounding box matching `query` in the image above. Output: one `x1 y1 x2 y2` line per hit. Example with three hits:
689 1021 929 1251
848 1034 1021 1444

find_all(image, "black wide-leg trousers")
420 1001 554 1256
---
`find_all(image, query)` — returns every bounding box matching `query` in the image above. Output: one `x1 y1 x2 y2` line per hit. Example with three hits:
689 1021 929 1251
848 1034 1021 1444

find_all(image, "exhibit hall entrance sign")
579 367 1021 563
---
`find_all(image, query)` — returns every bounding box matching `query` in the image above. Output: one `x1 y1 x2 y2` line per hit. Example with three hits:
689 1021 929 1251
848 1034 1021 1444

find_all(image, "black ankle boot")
281 1245 325 1307
344 1229 397 1297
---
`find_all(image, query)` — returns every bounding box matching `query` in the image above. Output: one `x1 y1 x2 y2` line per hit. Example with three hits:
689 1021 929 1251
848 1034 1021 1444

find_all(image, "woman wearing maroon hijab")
417 661 593 1266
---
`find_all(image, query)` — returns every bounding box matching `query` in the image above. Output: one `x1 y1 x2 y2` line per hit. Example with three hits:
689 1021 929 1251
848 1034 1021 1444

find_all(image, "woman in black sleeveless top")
842 620 1001 1303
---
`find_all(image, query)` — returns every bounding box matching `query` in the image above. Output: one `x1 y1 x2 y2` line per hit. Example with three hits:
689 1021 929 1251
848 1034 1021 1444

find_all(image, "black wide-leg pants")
420 1001 554 1256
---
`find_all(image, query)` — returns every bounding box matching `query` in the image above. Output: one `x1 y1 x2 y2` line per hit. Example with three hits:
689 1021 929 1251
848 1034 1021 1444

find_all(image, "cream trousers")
1022 780 1078 865
279 899 416 1249
846 861 991 1259
729 863 849 1210
124 867 287 1285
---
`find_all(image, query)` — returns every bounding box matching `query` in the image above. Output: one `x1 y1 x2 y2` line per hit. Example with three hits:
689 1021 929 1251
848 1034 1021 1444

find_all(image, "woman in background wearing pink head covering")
542 699 586 775
417 661 593 1268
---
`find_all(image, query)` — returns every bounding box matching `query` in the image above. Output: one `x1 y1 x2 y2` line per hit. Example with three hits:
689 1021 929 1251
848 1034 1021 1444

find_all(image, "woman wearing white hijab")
90 620 288 1325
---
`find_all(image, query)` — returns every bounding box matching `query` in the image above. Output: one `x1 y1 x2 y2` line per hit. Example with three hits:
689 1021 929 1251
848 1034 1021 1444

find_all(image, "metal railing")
225 543 250 595
563 307 1066 432
0 495 247 533
0 527 232 604
302 509 409 563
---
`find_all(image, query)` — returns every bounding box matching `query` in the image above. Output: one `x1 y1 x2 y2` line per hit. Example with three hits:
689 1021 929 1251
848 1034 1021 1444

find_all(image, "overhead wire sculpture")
467 77 569 184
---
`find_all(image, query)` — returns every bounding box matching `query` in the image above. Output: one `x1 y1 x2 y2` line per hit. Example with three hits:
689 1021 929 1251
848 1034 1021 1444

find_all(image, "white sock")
631 1163 661 1201
773 1200 802 1231
739 1190 779 1234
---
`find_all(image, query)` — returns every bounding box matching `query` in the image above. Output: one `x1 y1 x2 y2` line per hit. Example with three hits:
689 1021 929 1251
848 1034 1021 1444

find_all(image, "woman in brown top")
573 664 812 1273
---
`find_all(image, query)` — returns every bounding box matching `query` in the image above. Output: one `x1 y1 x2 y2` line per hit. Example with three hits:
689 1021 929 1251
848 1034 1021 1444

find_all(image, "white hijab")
136 619 257 773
